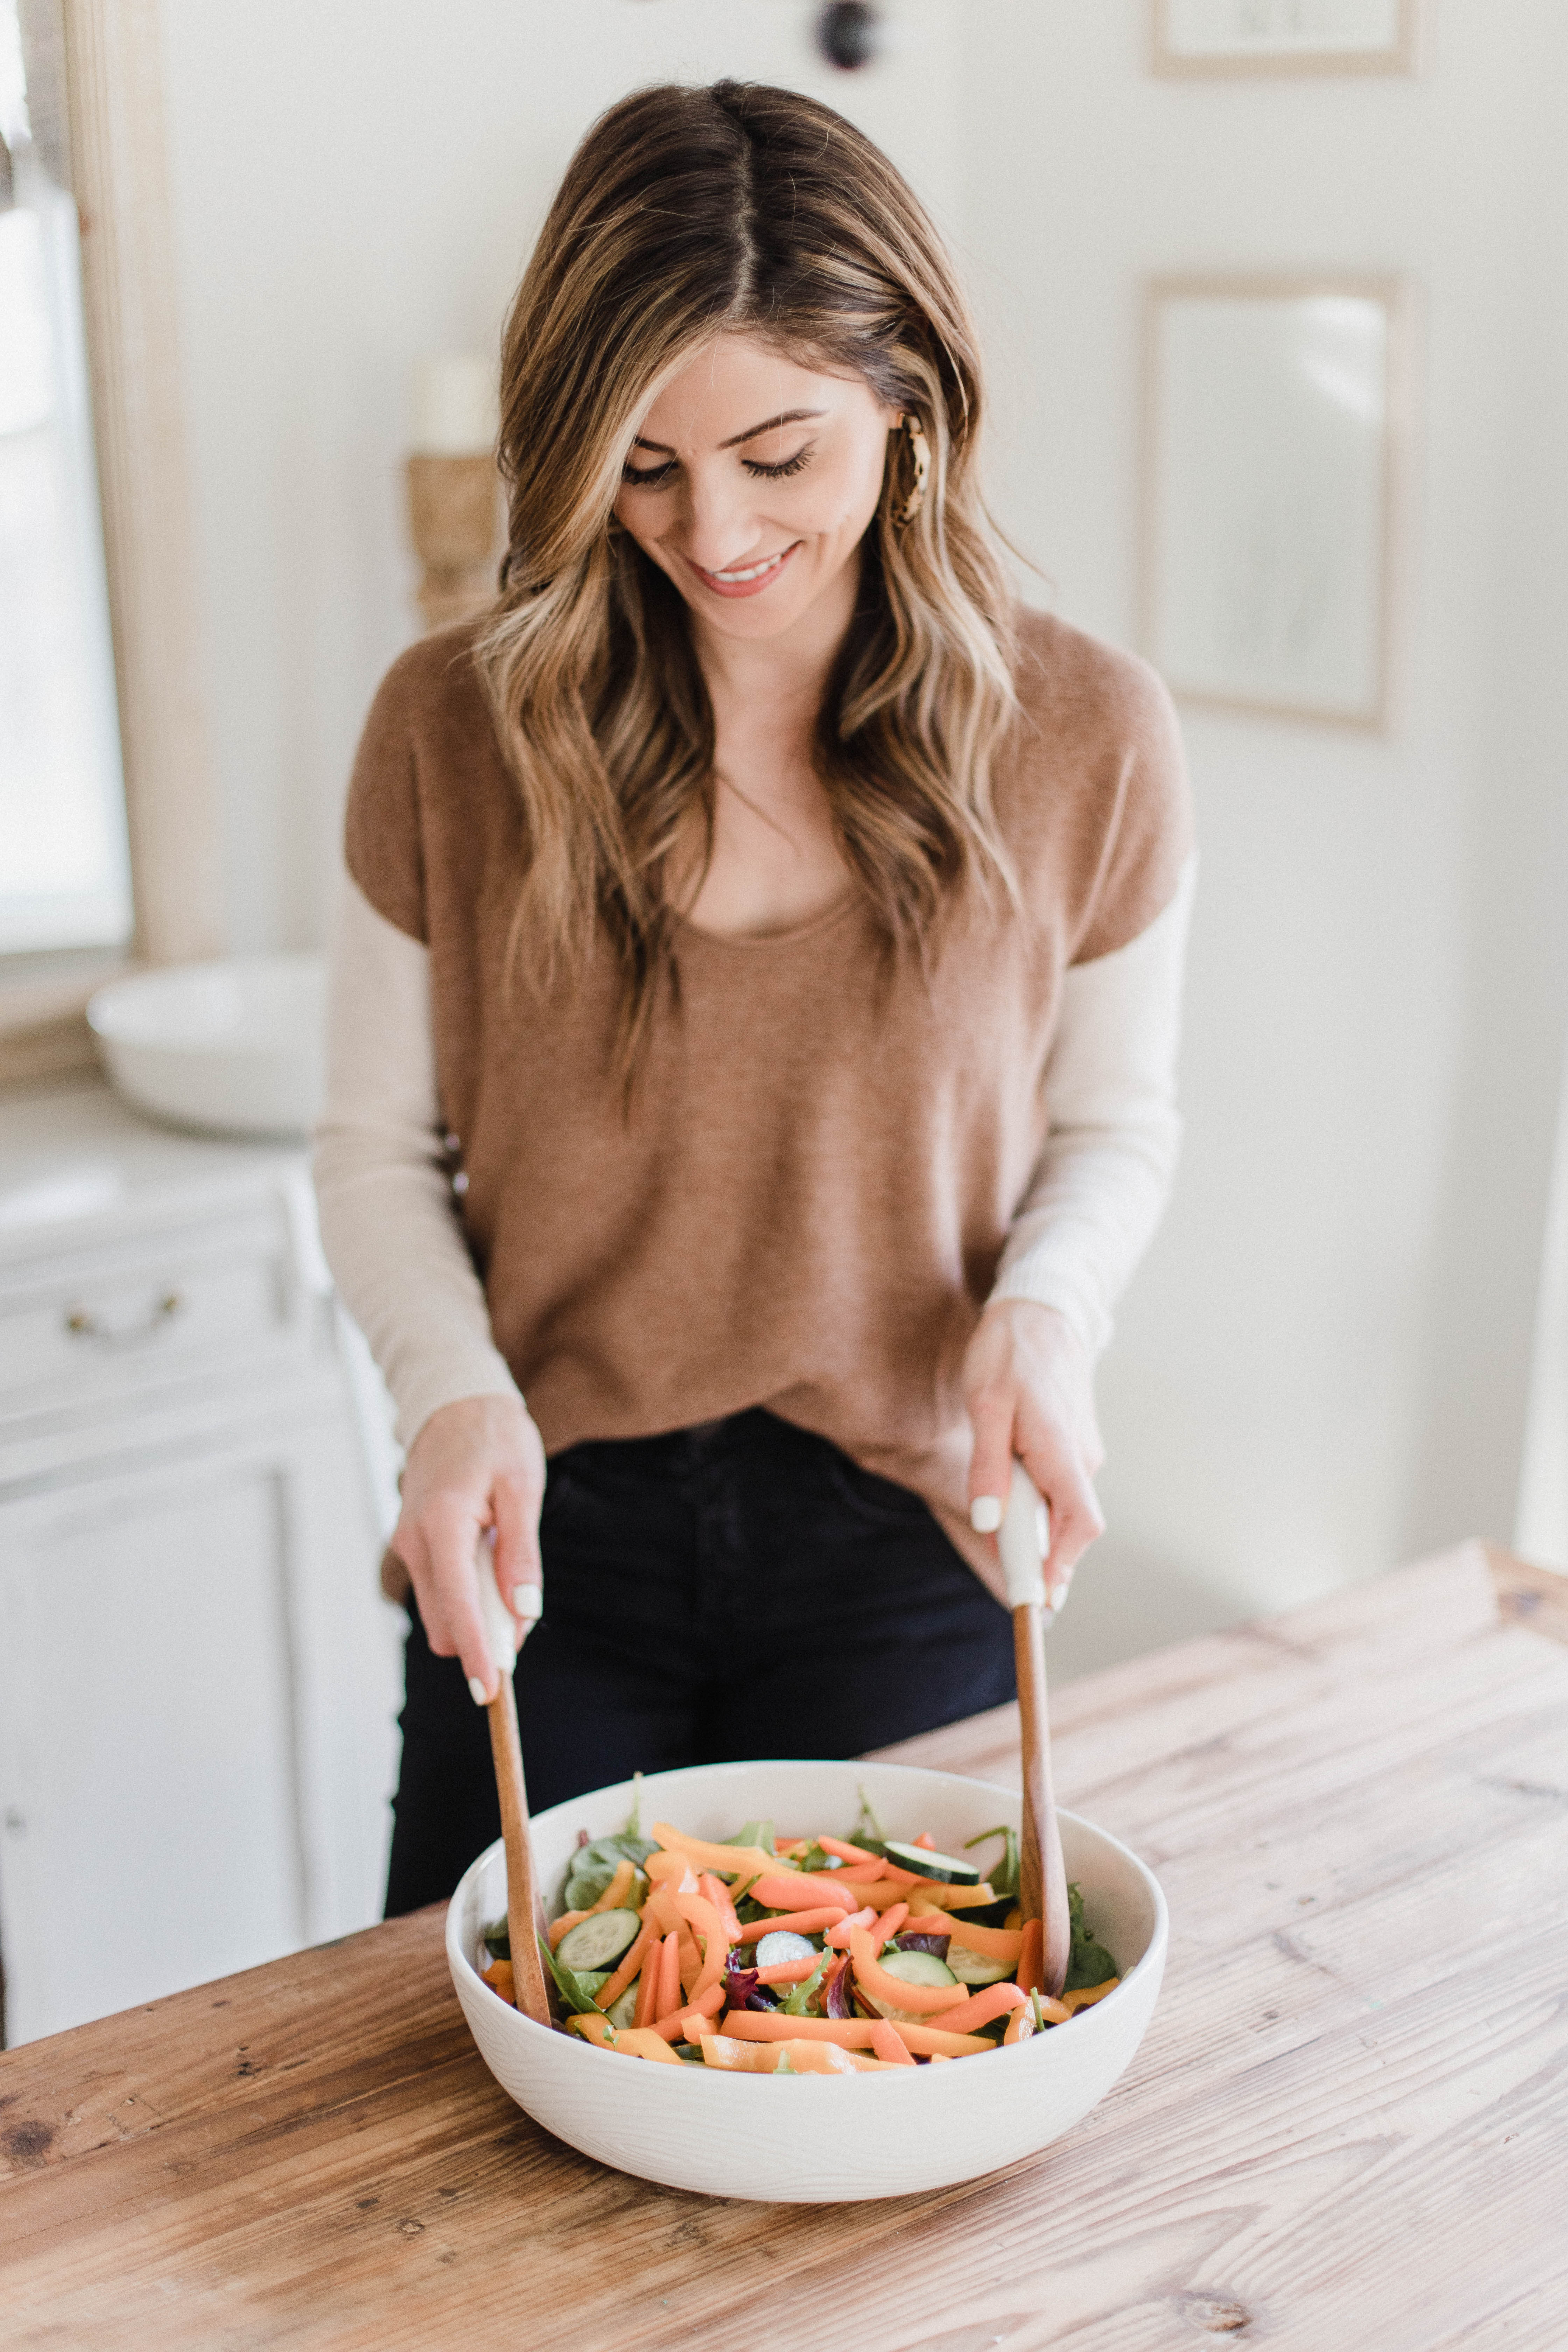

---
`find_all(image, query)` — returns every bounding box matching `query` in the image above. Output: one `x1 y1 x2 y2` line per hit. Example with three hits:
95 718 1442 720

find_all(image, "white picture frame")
1140 275 1408 730
1151 0 1422 77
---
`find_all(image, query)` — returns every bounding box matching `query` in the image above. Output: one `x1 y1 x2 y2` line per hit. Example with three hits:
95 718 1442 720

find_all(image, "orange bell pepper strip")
869 1902 909 1954
1060 1978 1119 2014
566 2010 614 2046
653 1930 682 2023
643 1851 700 1892
912 1832 937 1850
848 1927 970 2015
671 1891 730 1998
595 1919 658 2010
611 2027 683 2064
891 2020 994 2058
825 1905 878 1949
546 1909 593 1951
481 1959 516 2005
649 1982 726 2041
940 1921 1024 1966
1017 1919 1044 1997
926 1982 1035 2035
588 1858 638 1913
736 1907 846 1941
751 1870 855 1914
697 1872 743 1943
1002 2002 1036 2046
650 1825 776 1879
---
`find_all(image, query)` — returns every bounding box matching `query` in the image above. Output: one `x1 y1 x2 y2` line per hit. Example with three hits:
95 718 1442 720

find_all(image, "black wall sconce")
817 2 881 71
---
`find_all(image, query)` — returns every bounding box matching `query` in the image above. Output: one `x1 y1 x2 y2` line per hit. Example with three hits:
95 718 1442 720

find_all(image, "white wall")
154 2 1568 1674
156 0 961 956
960 3 1568 1673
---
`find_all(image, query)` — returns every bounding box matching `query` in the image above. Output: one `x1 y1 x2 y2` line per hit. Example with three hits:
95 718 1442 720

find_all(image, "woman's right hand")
390 1393 547 1704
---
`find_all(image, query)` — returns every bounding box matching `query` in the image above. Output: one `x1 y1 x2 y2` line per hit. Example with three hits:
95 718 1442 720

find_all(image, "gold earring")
895 414 930 526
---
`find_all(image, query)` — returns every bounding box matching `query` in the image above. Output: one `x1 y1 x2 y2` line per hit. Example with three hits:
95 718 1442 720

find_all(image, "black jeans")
384 1407 1014 1916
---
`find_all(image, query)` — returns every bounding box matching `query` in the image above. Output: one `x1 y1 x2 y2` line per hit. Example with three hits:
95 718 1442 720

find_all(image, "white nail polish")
511 1584 543 1620
970 1495 1004 1535
468 1675 490 1707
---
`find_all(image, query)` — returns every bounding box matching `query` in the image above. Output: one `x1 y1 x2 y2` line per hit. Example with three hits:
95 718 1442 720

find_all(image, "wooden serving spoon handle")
475 1544 552 2028
999 1464 1071 2000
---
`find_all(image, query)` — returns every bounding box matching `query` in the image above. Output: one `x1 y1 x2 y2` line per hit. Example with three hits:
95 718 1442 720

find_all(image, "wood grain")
2 1541 1566 2352
486 1676 551 2028
1013 1598 1069 1994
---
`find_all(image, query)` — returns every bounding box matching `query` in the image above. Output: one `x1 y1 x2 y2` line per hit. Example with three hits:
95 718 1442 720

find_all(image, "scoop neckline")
671 889 863 952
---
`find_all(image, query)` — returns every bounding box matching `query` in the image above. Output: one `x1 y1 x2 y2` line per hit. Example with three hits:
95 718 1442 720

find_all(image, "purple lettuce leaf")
723 1958 780 2012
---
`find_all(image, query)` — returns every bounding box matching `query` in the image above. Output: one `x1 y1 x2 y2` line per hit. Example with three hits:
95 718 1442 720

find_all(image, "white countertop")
0 1080 313 1268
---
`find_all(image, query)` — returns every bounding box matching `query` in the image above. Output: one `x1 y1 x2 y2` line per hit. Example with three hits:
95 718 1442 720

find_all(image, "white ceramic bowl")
446 1758 1167 2202
87 954 326 1140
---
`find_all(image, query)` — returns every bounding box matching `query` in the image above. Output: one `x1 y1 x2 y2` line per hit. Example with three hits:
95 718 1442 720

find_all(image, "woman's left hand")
961 1299 1105 1604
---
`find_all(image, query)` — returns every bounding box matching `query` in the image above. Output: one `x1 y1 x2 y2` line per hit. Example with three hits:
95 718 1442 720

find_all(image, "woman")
316 80 1194 1915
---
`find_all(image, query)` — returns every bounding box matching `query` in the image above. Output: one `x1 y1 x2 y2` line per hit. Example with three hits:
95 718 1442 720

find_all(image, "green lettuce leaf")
1064 1883 1117 1993
538 1935 611 2017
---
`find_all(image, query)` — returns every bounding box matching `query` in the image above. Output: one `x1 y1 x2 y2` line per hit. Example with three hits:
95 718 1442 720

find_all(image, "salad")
479 1786 1121 2073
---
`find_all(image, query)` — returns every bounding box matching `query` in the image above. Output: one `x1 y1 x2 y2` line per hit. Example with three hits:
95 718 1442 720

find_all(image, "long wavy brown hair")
475 79 1018 1062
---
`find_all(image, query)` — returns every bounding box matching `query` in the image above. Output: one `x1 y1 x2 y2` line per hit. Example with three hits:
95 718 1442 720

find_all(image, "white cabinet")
0 1084 404 2046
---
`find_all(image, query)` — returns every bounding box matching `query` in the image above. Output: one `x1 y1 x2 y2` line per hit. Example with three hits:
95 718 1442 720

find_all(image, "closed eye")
620 442 816 489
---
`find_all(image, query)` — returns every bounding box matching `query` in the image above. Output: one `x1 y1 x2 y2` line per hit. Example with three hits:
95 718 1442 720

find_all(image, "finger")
492 1474 544 1628
1017 1441 1103 1601
425 1498 500 1703
966 1386 1018 1535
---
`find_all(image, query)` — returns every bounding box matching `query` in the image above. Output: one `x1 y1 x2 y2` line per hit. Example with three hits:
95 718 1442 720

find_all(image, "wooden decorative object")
406 455 502 632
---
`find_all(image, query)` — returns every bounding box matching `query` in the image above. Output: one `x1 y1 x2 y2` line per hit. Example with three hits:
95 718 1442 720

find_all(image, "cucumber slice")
946 1944 1013 1987
754 1930 817 1969
883 1840 980 1886
604 1982 639 2030
554 1908 641 1973
875 1948 959 1991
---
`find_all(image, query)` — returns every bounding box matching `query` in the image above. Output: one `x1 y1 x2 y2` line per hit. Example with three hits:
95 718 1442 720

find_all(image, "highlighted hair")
475 80 1018 1065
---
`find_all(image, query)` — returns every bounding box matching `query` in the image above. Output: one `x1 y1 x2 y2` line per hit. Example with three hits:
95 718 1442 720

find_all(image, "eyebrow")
631 407 828 456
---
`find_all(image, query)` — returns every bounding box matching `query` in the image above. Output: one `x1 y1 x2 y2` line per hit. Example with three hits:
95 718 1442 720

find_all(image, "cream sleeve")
313 875 522 1450
989 853 1197 1354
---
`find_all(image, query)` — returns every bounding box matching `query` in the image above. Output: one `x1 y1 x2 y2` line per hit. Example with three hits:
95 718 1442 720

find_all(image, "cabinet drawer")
0 1203 312 1417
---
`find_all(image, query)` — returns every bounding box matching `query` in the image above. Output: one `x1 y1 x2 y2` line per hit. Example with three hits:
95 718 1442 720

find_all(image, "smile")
685 543 802 598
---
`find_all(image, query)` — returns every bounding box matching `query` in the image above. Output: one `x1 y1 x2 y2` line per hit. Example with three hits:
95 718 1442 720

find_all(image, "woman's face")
612 332 899 647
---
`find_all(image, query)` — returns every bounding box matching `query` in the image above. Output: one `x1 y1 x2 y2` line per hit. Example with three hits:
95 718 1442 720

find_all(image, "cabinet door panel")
0 1452 307 2043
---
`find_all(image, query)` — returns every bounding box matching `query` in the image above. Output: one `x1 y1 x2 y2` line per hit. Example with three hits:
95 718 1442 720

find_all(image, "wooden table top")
3 1543 1565 2352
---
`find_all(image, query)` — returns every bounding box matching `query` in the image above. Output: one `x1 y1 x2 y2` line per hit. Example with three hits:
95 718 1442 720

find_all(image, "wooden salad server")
998 1462 1071 2000
474 1542 552 2028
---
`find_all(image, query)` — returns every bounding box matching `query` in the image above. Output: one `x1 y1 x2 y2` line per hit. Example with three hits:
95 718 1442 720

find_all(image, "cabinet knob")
64 1290 185 1347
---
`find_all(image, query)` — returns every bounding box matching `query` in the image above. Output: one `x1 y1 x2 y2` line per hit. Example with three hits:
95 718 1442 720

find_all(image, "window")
0 0 132 957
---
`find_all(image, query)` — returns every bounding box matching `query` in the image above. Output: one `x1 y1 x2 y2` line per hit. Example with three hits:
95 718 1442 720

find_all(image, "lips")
685 542 802 599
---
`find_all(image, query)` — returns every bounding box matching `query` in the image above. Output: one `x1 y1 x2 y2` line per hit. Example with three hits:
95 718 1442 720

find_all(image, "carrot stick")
653 1930 682 2022
481 1959 516 2005
718 2012 881 2050
867 2021 916 2065
912 1832 937 1850
672 1892 728 1997
650 1982 726 2041
736 1907 846 1941
825 1905 878 1950
890 2020 994 2058
1018 1919 1044 1997
818 1835 884 1870
870 1902 909 1954
632 1946 660 2030
595 1919 657 2010
926 1982 1032 2035
755 1956 820 1985
588 1858 637 1913
697 1872 743 1943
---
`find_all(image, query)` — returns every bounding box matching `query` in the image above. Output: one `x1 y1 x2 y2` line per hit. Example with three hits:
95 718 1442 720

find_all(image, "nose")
672 459 767 572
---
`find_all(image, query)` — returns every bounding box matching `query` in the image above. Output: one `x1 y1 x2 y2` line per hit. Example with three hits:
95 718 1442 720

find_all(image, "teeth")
710 552 786 583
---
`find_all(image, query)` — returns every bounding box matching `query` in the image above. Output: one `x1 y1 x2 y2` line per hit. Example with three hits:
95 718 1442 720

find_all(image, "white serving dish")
446 1757 1167 2203
87 955 326 1140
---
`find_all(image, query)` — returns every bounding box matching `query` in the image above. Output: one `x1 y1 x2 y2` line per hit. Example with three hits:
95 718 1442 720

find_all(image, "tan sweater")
341 608 1192 1591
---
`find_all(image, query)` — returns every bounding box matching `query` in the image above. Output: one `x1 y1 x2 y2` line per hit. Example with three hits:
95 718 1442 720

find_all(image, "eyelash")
620 446 815 488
